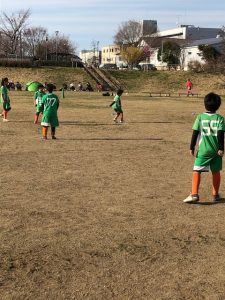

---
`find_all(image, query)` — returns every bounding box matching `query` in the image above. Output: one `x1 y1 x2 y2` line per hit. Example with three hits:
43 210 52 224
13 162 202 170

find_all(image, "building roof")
184 37 224 47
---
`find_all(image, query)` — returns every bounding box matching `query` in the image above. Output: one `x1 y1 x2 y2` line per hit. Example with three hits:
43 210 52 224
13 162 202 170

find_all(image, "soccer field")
1 91 225 299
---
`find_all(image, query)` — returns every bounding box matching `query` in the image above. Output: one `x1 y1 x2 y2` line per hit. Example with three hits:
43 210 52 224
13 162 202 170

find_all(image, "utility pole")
55 30 59 61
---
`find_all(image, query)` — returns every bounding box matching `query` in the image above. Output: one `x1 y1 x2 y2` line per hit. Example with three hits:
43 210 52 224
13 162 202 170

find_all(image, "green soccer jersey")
34 90 45 107
41 93 59 127
112 95 122 112
192 112 225 156
1 85 11 111
0 85 9 103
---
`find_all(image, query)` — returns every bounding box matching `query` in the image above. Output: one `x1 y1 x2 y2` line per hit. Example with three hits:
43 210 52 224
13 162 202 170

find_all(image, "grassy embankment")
1 66 225 95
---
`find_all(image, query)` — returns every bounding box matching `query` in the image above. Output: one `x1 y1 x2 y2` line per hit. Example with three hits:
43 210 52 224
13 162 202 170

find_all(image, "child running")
1 77 11 122
34 84 45 124
109 88 124 123
183 92 225 203
41 83 59 140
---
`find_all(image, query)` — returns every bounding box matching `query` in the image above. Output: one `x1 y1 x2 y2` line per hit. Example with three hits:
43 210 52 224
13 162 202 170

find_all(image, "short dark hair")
117 88 124 96
1 77 8 86
46 83 54 93
204 92 221 112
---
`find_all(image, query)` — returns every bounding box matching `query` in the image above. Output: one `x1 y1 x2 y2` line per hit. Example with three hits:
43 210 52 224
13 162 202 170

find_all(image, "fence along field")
1 91 225 299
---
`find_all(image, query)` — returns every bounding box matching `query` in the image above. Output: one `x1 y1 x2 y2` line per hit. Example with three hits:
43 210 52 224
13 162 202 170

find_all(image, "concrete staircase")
84 65 121 91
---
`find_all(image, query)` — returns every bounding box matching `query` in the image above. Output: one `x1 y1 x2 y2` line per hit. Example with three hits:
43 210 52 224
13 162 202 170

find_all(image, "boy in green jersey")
184 92 225 203
109 88 124 123
34 84 45 124
41 83 59 140
0 77 11 122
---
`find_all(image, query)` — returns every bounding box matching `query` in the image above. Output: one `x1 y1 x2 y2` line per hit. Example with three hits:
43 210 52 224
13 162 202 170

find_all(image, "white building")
181 37 224 70
156 25 221 41
79 49 100 65
139 25 224 70
101 45 123 66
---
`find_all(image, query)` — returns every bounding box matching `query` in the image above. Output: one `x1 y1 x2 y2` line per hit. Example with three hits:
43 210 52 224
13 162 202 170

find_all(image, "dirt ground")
1 91 225 300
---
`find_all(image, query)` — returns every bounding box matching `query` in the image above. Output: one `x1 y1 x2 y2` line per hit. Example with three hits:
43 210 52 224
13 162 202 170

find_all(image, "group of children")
1 76 224 202
0 78 59 139
33 83 59 139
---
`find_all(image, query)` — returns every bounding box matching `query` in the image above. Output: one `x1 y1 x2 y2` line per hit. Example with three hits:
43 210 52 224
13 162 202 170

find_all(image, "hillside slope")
1 67 225 95
0 67 95 90
109 70 225 95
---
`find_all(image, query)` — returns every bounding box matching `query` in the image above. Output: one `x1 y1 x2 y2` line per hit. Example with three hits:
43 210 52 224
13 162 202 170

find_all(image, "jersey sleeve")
192 115 201 131
218 116 225 131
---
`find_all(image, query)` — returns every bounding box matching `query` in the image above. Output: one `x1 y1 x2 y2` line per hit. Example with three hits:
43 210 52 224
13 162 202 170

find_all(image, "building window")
188 52 192 55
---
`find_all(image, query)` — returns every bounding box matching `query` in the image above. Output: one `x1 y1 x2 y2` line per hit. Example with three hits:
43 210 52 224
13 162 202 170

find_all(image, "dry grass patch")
0 91 225 299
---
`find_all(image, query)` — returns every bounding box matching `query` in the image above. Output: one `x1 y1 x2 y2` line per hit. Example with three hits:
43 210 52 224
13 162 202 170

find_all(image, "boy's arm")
190 130 199 156
218 130 224 156
109 101 115 107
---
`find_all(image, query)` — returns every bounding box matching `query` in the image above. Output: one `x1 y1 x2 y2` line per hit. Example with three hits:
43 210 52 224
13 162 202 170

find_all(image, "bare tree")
46 33 77 57
23 26 47 57
0 9 31 55
114 20 142 46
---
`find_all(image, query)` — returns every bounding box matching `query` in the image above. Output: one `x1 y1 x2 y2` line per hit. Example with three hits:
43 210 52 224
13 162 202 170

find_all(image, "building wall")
80 50 100 64
101 45 121 65
157 25 221 41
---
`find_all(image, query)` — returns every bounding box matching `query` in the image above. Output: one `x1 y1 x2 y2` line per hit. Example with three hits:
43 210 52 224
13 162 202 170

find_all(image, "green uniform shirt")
193 112 225 172
41 93 59 127
1 85 11 111
193 112 225 156
112 95 123 113
34 90 45 106
34 90 45 112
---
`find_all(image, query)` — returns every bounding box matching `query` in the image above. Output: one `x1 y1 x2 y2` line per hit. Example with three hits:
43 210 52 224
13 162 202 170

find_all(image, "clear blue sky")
1 0 225 52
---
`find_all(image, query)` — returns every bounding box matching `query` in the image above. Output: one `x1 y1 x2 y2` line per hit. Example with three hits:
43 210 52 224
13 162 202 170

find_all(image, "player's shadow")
129 121 184 124
60 121 184 126
61 121 114 126
189 198 225 205
59 137 164 141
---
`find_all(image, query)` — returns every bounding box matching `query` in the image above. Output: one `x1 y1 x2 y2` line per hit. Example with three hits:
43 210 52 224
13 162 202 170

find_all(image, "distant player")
186 79 193 96
34 84 45 124
41 84 59 140
183 92 225 203
109 88 124 123
0 77 11 122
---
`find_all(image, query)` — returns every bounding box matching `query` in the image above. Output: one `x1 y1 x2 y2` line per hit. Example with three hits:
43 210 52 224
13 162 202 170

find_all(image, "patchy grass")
1 91 225 299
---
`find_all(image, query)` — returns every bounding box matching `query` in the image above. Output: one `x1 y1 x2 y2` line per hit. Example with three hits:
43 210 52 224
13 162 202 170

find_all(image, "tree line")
0 9 76 60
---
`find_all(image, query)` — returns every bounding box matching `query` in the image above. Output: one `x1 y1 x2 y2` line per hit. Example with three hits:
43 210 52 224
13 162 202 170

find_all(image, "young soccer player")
183 92 225 203
109 88 124 123
1 77 11 122
186 79 193 96
41 83 59 140
34 84 45 124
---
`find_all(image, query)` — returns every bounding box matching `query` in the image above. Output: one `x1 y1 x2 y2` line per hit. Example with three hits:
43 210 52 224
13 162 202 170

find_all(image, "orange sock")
212 172 220 196
42 127 48 138
192 171 201 195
